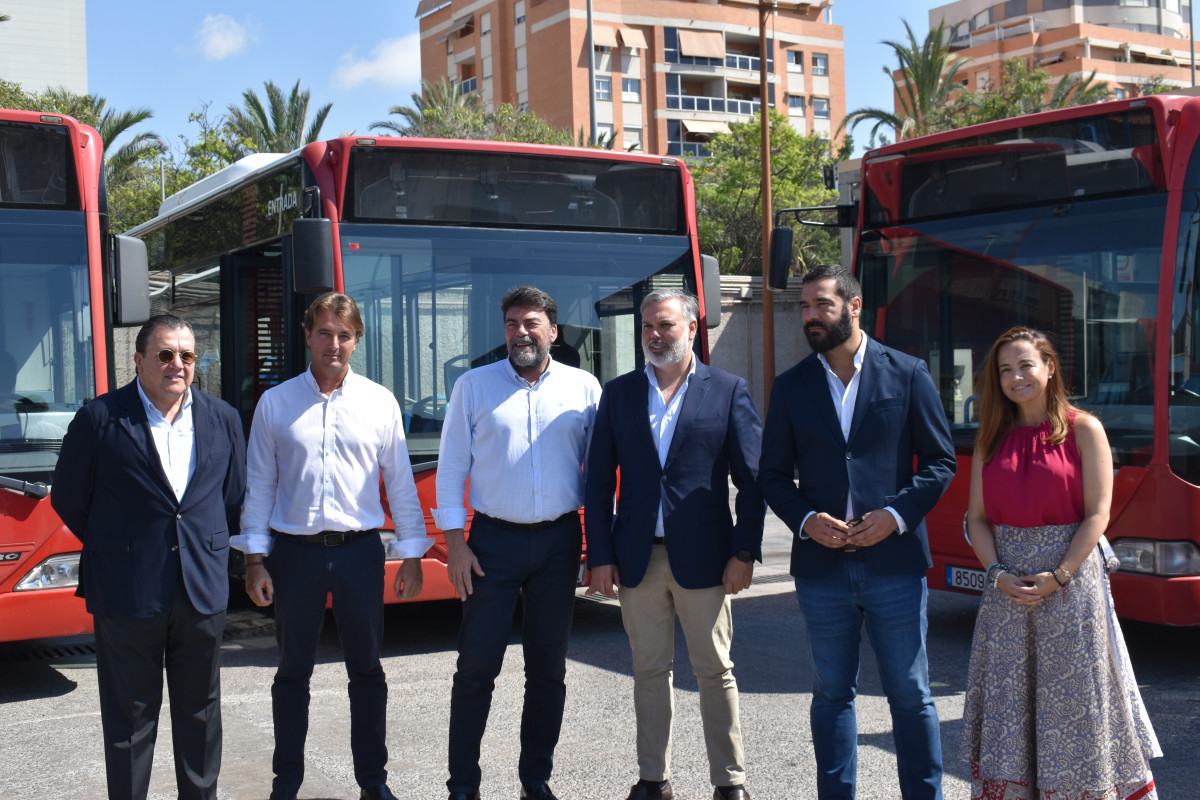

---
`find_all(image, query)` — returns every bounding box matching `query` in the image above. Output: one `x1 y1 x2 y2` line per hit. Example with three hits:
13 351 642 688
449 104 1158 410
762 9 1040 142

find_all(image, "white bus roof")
155 151 296 217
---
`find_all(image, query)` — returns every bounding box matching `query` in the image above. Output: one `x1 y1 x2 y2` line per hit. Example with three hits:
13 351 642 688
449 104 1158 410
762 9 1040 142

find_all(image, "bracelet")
244 560 264 568
986 563 1010 588
1052 566 1071 587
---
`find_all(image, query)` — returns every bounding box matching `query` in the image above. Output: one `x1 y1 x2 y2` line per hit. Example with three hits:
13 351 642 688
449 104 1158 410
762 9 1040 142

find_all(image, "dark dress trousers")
53 380 246 800
585 361 765 587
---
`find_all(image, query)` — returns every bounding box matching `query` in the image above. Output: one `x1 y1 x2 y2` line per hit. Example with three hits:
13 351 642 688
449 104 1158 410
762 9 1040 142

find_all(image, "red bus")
0 109 149 642
126 136 719 603
774 95 1200 625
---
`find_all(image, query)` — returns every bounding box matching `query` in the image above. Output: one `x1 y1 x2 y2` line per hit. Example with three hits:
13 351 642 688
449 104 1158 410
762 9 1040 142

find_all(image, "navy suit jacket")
758 337 956 578
52 380 246 618
585 361 765 590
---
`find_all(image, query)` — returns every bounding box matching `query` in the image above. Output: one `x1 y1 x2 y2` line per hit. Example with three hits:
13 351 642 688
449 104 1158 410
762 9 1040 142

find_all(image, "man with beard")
434 286 601 800
585 289 763 800
757 265 955 800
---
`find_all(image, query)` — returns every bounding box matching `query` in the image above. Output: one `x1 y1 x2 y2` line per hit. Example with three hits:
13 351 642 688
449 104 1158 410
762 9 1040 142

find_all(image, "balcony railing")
459 77 477 94
666 95 761 116
725 53 761 71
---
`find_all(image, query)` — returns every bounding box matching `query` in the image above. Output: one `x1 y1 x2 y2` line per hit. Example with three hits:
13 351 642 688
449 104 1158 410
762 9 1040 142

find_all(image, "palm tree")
37 88 162 183
371 78 487 139
840 19 970 143
1046 70 1110 109
227 79 332 153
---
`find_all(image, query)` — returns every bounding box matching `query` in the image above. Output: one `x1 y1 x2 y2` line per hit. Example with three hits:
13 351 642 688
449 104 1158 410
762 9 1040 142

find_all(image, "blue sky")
87 2 939 159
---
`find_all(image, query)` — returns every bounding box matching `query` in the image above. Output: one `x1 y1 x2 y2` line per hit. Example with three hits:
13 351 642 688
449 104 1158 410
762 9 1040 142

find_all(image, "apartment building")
931 0 1198 100
415 0 845 156
0 0 87 95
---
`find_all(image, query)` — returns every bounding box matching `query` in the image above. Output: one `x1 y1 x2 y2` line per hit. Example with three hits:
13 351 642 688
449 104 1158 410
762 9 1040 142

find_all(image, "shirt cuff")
431 507 467 531
885 506 908 534
386 535 436 560
798 511 815 540
230 531 274 556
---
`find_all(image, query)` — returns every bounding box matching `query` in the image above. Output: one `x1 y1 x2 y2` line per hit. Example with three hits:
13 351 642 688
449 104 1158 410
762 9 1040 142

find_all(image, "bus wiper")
0 474 49 499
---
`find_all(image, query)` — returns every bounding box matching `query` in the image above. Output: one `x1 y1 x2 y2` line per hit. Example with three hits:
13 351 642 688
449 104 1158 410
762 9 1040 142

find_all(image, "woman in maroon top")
958 327 1159 800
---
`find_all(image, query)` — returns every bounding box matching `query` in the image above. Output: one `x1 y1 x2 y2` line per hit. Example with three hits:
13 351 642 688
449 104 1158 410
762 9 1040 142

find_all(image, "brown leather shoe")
713 787 750 800
627 779 674 800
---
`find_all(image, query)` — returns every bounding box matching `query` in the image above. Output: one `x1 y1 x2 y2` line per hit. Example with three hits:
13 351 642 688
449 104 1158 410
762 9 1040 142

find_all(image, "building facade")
0 0 87 95
930 0 1198 100
416 0 845 157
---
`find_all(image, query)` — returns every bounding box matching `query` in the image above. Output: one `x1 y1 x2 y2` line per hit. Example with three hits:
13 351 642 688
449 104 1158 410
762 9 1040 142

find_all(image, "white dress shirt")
433 357 601 530
233 367 432 558
136 380 195 502
801 332 907 536
647 357 696 538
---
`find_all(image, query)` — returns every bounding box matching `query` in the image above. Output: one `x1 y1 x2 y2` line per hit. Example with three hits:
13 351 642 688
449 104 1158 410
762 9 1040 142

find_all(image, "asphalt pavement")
1 508 1197 799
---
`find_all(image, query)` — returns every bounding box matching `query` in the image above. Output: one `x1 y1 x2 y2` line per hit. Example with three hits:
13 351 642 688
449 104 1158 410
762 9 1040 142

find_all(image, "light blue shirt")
135 380 195 502
646 357 697 537
433 357 601 530
801 332 907 537
233 367 432 558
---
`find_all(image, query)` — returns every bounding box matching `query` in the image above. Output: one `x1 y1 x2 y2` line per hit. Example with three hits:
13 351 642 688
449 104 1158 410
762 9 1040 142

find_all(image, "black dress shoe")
448 793 481 800
520 784 558 800
627 778 674 800
360 785 399 800
713 787 750 800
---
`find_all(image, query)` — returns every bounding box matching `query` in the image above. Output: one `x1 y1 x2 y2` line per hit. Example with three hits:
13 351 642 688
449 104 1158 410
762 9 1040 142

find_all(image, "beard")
643 335 691 369
805 305 855 354
508 335 550 369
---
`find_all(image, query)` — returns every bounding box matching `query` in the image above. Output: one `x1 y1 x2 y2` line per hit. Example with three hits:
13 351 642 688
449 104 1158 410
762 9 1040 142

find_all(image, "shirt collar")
816 331 870 374
504 355 556 387
644 354 697 390
135 378 192 423
304 364 356 397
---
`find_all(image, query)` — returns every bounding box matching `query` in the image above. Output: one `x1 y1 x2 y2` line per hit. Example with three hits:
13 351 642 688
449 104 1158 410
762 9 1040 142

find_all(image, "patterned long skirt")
957 523 1161 800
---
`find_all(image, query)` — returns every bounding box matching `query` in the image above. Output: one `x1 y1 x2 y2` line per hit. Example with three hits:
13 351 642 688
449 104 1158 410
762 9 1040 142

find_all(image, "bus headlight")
1109 540 1200 576
14 553 81 590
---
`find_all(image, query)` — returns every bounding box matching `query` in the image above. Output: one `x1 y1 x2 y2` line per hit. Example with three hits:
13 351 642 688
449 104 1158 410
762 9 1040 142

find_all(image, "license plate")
946 564 986 593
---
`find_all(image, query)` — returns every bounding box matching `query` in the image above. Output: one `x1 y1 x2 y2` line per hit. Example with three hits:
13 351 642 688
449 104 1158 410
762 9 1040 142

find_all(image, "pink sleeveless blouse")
982 414 1085 527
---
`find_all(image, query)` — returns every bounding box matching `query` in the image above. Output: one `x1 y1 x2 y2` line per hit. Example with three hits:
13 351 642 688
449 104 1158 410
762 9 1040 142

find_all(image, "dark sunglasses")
155 348 197 365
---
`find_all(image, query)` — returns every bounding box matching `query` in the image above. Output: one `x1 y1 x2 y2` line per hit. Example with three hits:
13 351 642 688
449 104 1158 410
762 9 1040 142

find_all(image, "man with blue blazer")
586 288 764 800
758 265 956 800
53 314 246 800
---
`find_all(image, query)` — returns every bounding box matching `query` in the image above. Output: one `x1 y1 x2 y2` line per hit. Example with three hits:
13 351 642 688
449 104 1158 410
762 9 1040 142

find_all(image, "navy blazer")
758 338 956 578
585 361 765 590
52 380 246 618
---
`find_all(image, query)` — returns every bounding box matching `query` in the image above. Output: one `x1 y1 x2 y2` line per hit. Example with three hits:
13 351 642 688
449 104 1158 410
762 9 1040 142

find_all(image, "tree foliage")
372 78 489 139
691 110 842 276
841 19 969 143
950 59 1110 125
227 79 332 153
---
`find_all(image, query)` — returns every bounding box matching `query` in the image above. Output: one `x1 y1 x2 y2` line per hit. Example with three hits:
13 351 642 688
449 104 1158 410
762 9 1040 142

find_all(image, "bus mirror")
768 226 794 291
291 217 334 294
113 235 150 326
700 254 721 329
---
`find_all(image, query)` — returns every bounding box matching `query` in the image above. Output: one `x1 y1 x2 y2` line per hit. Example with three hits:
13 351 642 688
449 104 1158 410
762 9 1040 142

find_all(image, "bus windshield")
338 224 695 457
0 209 94 482
857 190 1169 470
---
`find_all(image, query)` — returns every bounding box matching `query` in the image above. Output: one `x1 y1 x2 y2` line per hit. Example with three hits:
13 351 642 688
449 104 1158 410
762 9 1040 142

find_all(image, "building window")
812 53 829 76
787 51 804 71
622 78 641 102
624 126 642 151
596 77 612 101
460 76 477 94
1113 86 1128 100
787 95 805 114
813 98 830 119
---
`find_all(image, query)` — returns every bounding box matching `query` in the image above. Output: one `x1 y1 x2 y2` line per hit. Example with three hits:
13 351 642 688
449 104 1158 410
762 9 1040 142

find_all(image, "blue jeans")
794 554 942 800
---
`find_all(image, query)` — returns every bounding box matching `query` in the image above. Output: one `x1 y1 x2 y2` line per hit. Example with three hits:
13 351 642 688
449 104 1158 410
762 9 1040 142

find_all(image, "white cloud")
195 14 257 61
332 34 422 89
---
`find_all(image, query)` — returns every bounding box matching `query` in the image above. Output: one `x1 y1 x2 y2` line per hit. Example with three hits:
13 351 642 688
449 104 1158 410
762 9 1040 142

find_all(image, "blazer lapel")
182 389 212 502
664 362 711 465
629 370 660 458
115 381 175 498
847 339 885 445
801 356 845 446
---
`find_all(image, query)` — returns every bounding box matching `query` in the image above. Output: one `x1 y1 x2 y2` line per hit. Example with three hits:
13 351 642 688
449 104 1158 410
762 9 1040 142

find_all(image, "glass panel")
1169 149 1200 486
349 148 685 234
0 210 92 482
857 192 1167 469
339 225 694 458
0 120 79 209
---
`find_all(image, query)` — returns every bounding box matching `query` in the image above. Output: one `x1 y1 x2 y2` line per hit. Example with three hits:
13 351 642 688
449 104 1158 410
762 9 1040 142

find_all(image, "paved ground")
1 510 1197 799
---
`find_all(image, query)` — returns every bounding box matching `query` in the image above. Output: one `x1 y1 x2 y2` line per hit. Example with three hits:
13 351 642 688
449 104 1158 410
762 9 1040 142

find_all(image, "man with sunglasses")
54 314 247 800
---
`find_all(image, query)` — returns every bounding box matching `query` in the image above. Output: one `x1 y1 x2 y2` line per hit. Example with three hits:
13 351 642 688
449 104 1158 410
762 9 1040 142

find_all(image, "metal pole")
587 0 597 144
1191 0 1196 87
760 1 776 407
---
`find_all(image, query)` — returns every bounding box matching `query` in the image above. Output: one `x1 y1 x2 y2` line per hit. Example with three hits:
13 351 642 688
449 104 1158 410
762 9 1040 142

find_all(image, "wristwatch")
735 548 755 563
